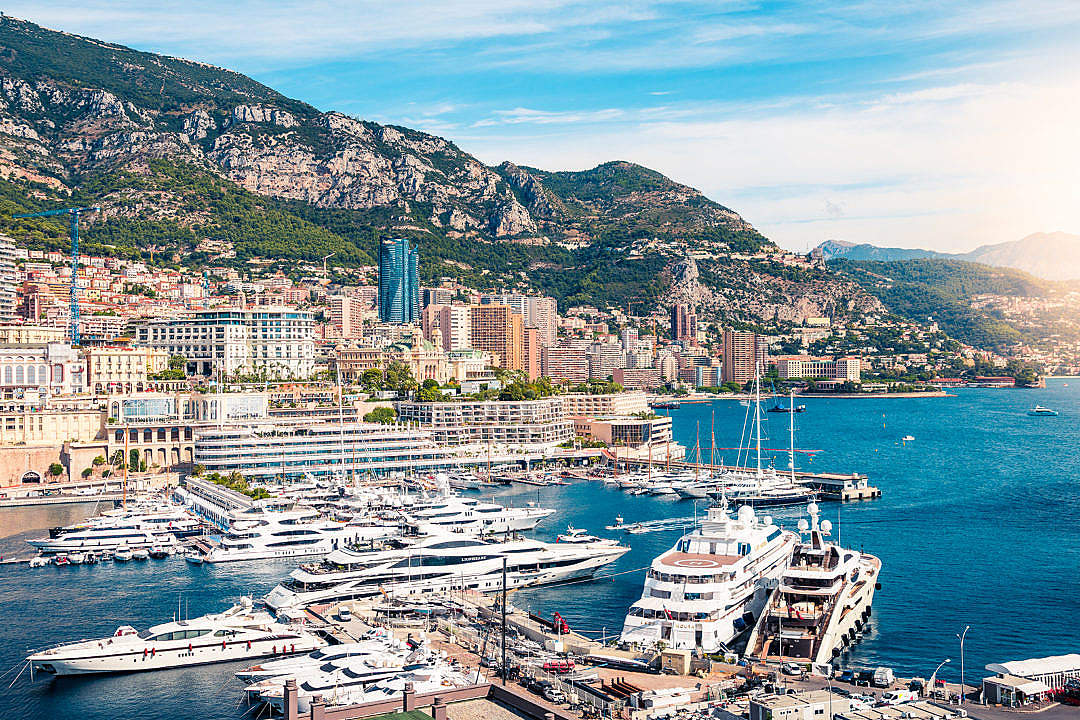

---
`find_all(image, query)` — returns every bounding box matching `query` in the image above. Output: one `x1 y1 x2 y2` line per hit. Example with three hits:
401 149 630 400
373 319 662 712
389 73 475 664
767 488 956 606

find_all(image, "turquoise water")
1 382 1078 719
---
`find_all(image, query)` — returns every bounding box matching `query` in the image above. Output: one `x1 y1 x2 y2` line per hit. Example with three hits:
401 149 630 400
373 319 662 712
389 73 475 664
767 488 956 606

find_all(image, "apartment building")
470 304 524 371
422 303 471 351
332 342 383 382
480 293 558 346
132 307 315 379
776 355 861 382
0 343 86 397
561 391 650 416
541 339 590 383
395 397 572 448
0 234 18 323
84 346 170 394
722 329 768 385
328 294 366 338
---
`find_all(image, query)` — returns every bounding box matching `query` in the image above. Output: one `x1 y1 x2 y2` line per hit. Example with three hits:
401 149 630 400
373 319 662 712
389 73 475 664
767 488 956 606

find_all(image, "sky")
12 1 1080 252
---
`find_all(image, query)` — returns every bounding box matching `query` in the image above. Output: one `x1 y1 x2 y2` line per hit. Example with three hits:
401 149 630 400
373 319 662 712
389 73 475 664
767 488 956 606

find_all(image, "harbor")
1 383 1078 720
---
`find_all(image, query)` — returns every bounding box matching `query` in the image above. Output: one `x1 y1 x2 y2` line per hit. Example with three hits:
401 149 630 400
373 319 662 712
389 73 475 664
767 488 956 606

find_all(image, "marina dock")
617 458 881 500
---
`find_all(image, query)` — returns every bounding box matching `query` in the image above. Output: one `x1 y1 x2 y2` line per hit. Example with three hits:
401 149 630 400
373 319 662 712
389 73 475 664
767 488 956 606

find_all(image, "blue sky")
14 1 1080 251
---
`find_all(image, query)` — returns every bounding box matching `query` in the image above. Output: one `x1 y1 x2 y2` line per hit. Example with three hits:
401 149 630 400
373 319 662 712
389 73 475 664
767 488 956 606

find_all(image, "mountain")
813 240 945 263
834 257 1080 353
0 15 876 324
814 232 1080 281
963 232 1080 282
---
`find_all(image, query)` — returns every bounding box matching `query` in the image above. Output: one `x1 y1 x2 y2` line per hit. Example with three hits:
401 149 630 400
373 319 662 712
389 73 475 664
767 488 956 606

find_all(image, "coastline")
652 390 953 402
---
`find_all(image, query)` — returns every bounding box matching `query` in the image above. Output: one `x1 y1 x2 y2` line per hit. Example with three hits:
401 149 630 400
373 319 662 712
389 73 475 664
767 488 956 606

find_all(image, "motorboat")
265 533 629 610
620 497 797 652
555 526 620 546
184 549 205 564
114 546 133 562
148 545 170 559
26 597 324 676
235 636 397 682
405 496 555 535
28 527 176 555
1028 405 1058 416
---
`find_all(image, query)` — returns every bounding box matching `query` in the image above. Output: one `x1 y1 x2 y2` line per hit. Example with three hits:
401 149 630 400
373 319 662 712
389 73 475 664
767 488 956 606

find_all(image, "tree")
92 455 105 466
48 462 64 477
168 354 186 371
364 406 397 424
81 467 93 478
110 449 125 467
192 463 206 477
129 448 139 469
361 368 384 392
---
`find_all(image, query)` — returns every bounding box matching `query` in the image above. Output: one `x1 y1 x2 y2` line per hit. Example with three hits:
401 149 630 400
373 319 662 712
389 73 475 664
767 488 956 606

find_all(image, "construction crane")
14 206 100 345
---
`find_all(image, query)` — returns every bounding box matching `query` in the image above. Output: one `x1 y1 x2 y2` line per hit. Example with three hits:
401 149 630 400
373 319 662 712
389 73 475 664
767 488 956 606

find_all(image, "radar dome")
807 502 819 515
737 505 756 523
820 519 833 533
797 519 810 532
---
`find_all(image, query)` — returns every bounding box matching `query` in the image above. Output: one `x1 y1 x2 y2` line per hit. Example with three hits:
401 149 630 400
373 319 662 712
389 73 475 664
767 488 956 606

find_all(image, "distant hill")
813 240 945 262
815 231 1080 281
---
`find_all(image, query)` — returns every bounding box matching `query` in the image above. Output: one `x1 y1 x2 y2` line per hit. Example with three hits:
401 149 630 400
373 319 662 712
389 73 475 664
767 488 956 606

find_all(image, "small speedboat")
1028 405 1058 416
84 552 99 565
28 556 50 568
132 547 149 561
184 549 205 565
148 545 170 559
54 555 71 566
113 546 133 562
901 435 915 442
68 552 85 565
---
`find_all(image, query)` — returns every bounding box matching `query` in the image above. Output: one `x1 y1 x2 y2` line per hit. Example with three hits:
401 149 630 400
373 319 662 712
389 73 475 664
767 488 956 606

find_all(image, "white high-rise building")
0 235 19 323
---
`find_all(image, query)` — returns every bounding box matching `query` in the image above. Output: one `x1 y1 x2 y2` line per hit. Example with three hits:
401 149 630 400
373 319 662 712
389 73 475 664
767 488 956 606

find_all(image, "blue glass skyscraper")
378 237 419 323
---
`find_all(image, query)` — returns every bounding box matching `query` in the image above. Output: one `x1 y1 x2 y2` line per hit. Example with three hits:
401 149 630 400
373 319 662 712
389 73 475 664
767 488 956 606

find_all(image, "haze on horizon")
11 1 1080 253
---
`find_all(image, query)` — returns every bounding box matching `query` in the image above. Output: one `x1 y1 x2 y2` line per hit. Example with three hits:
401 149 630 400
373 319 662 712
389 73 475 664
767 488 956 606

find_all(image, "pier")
614 458 881 501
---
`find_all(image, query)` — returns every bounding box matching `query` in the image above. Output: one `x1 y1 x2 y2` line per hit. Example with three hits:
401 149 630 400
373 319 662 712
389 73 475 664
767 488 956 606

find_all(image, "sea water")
1 382 1078 719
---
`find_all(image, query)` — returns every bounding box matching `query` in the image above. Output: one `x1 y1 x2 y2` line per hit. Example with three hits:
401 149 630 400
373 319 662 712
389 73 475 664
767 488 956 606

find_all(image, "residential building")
378 237 419 323
722 329 768 385
776 355 861 382
395 397 572 448
670 303 696 343
0 325 66 344
562 391 650 416
0 234 18 322
523 327 541 380
480 293 558 346
470 304 523 371
587 341 625 381
422 303 471 351
613 367 661 390
620 327 639 352
132 307 315 379
421 287 454 308
328 294 366 338
541 339 590 383
84 345 170 394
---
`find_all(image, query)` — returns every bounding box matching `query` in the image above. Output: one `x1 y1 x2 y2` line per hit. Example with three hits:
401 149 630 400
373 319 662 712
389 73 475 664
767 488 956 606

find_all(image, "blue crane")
13 206 100 345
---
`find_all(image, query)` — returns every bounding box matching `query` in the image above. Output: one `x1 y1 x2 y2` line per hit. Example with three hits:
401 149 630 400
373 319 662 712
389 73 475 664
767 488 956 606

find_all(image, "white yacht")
265 533 629 610
236 637 396 682
748 503 881 665
405 496 555 535
555 526 621 546
28 527 175 554
54 504 202 538
200 505 397 563
620 497 797 652
27 598 324 676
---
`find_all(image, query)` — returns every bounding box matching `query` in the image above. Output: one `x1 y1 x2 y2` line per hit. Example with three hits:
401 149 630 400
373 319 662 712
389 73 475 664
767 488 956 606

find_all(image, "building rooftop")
986 654 1080 678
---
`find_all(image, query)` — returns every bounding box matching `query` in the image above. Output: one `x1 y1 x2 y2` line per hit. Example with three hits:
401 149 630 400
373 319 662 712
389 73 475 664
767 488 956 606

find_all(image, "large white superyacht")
27 598 323 676
265 533 629 610
405 496 556 535
747 503 881 665
200 504 397 563
619 497 797 652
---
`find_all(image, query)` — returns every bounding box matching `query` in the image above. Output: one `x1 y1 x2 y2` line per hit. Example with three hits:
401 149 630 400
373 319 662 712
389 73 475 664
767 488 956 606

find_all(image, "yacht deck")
658 551 740 569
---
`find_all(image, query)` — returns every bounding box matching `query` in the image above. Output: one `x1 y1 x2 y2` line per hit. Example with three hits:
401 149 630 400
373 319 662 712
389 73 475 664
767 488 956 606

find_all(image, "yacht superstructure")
265 533 629 610
619 497 796 652
405 496 555 535
27 598 323 676
749 503 881 665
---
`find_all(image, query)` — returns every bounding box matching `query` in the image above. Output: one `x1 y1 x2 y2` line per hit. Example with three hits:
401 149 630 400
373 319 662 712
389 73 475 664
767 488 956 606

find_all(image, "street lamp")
824 674 834 720
956 626 970 704
930 658 951 701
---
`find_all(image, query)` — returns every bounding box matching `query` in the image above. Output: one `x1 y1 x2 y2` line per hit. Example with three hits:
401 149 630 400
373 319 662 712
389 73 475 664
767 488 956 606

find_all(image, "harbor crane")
13 206 100 345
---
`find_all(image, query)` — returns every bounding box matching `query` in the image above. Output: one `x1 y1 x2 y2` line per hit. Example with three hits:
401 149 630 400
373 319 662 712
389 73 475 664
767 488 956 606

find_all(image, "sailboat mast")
754 362 762 477
789 388 796 483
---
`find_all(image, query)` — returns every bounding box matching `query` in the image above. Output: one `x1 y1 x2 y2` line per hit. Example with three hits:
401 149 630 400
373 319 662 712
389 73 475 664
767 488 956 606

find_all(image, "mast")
789 388 797 483
695 421 700 481
337 364 347 485
754 361 762 478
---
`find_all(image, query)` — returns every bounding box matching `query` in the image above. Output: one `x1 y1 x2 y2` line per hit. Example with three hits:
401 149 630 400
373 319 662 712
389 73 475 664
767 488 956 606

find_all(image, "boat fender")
272 645 276 654
150 648 155 656
247 641 252 650
143 648 148 657
223 640 227 650
188 643 192 651
290 644 295 653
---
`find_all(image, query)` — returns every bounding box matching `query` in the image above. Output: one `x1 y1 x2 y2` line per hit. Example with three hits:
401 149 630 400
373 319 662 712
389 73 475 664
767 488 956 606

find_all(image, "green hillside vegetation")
833 258 1064 351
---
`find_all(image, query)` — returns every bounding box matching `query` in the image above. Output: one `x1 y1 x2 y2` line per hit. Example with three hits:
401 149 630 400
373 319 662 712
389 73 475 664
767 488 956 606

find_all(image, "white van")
879 690 917 705
873 667 896 687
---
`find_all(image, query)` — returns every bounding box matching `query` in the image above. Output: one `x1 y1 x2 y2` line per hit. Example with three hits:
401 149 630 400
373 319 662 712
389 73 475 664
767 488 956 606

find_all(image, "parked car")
857 670 876 686
782 662 805 677
839 669 857 684
337 607 352 622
